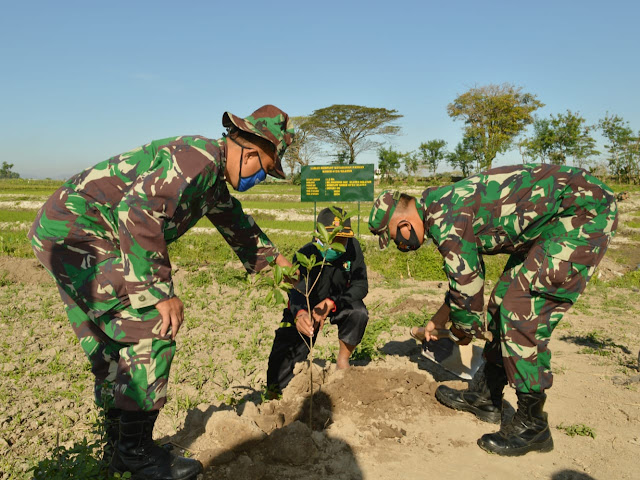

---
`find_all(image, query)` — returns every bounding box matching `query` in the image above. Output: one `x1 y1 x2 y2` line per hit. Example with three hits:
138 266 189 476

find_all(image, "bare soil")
1 196 639 480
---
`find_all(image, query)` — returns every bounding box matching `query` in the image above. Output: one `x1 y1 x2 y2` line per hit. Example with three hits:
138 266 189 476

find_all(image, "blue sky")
1 0 639 179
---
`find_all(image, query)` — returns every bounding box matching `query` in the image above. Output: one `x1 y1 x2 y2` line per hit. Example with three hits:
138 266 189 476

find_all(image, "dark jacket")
285 237 368 321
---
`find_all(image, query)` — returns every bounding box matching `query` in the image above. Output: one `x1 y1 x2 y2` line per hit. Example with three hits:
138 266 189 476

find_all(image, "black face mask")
394 222 421 252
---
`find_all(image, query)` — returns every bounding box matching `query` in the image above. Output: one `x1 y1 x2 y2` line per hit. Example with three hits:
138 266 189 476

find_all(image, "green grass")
186 270 214 288
626 219 640 229
192 215 371 235
0 209 41 222
0 230 34 257
0 411 127 480
578 346 612 357
556 423 596 438
393 311 432 327
0 178 633 287
0 178 64 195
238 182 300 196
350 310 439 362
564 329 631 358
606 270 640 289
607 182 640 194
352 316 393 361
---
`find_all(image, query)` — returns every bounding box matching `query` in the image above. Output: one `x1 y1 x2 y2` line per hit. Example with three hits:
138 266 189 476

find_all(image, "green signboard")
300 164 375 202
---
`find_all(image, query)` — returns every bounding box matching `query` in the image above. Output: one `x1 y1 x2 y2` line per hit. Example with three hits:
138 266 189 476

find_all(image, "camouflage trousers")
29 192 174 411
483 194 618 393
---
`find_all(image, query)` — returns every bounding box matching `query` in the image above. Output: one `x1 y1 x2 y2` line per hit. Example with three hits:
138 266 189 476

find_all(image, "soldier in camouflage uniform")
28 105 294 479
368 164 617 456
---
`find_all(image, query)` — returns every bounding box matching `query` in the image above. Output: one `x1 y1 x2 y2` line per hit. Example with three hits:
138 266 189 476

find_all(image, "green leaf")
274 289 285 305
295 252 310 268
327 227 341 243
328 206 343 218
274 265 283 285
330 242 346 253
307 255 319 270
312 240 327 253
316 223 330 243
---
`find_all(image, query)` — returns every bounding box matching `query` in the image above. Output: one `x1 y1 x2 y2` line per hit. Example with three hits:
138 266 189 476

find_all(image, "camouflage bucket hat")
368 190 401 249
222 104 295 180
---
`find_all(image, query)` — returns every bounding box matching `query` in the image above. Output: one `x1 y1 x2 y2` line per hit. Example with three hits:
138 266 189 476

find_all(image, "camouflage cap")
368 190 402 249
222 105 295 179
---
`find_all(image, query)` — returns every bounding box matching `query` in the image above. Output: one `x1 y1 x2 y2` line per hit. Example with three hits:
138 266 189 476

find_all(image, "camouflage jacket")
56 135 279 309
419 164 617 337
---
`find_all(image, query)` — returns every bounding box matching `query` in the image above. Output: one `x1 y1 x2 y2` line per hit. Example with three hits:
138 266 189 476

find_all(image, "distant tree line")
0 162 20 179
282 85 639 184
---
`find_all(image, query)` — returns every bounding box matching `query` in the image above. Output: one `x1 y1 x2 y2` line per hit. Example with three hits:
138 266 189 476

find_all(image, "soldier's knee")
349 306 369 328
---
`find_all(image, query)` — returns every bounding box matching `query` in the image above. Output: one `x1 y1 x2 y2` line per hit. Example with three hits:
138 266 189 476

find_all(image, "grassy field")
2 176 639 280
1 178 639 479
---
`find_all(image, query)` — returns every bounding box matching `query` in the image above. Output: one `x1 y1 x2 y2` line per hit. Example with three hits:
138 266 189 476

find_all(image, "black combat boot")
477 391 554 456
435 362 507 424
101 408 122 465
109 410 203 480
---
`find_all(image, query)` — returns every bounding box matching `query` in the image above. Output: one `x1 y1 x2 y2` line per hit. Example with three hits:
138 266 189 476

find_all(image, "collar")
419 186 442 238
416 196 426 223
218 137 228 167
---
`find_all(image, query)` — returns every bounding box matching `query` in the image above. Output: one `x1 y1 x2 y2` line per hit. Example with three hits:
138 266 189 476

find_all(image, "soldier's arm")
205 189 280 273
118 145 215 309
431 210 486 338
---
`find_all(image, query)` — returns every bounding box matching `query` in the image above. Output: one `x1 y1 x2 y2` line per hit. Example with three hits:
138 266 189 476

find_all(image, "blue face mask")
237 159 266 192
230 137 267 192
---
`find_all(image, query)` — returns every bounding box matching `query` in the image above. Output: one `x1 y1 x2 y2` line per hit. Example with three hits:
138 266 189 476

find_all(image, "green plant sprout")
556 423 596 439
259 206 354 428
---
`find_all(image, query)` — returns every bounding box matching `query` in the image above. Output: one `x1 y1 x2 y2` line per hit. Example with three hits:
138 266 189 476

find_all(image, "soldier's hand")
450 325 473 346
156 296 184 340
311 299 333 326
275 254 299 285
424 302 451 341
295 311 314 338
275 253 293 269
424 320 440 342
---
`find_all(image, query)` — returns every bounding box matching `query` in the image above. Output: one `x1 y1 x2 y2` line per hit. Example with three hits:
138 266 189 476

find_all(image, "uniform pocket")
530 254 595 304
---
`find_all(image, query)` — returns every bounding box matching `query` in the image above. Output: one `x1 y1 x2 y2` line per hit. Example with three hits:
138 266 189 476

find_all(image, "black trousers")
266 300 368 394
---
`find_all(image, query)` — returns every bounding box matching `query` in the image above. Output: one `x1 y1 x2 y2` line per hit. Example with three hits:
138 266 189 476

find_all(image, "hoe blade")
420 338 484 380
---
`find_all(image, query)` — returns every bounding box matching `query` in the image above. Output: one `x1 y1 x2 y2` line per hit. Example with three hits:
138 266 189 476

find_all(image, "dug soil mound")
0 256 51 285
167 364 459 480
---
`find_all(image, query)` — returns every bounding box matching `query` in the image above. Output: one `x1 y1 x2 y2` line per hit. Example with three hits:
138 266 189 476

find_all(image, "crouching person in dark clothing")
267 207 369 395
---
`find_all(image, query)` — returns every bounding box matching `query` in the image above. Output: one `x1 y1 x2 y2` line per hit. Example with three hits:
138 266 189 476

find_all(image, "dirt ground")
1 195 639 480
173 282 640 480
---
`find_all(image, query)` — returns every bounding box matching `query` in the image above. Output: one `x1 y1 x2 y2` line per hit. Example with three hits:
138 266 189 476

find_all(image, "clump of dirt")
0 257 51 285
167 364 453 480
387 295 442 315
